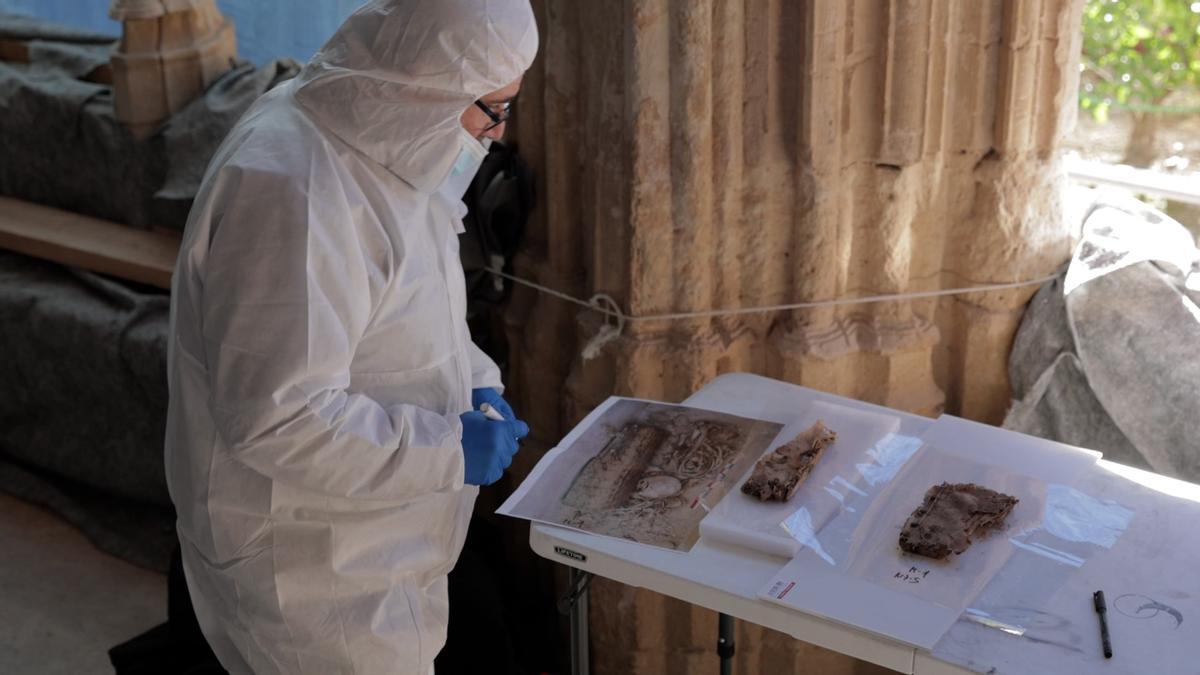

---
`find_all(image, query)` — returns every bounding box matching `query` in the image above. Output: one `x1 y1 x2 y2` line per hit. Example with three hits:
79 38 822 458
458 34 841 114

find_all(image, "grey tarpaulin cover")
1004 196 1200 482
0 11 116 77
0 11 299 231
0 13 298 570
0 252 175 570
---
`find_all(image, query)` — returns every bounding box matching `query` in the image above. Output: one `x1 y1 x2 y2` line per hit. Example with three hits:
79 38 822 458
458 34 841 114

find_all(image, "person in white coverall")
163 1 537 673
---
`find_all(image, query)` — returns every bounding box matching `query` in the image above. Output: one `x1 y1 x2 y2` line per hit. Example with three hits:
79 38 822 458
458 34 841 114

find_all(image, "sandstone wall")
507 1 1083 672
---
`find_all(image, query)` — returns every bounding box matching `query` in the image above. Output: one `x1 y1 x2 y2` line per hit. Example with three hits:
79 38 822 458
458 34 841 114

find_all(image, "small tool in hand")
480 402 524 442
1094 590 1113 659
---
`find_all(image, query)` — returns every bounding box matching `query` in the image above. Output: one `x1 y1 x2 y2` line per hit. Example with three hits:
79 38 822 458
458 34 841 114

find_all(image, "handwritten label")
893 565 932 584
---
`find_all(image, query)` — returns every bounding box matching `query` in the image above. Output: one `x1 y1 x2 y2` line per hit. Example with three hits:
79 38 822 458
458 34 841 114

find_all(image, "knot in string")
581 293 624 361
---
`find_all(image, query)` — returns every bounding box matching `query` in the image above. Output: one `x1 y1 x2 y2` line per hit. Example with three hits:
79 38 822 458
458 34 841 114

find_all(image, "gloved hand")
459 411 530 486
471 387 515 421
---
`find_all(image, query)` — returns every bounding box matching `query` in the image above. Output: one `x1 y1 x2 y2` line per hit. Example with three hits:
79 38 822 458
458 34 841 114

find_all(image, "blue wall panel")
0 0 362 65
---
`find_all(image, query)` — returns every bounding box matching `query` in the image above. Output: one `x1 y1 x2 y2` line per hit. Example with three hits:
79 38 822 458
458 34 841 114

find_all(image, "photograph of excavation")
505 399 783 550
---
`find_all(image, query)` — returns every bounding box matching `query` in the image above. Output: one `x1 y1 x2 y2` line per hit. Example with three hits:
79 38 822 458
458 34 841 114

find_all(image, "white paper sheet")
762 556 962 649
757 419 1103 651
497 397 784 551
933 462 1199 674
844 447 1047 609
1062 199 1200 295
698 400 903 558
919 415 1101 484
759 443 1043 650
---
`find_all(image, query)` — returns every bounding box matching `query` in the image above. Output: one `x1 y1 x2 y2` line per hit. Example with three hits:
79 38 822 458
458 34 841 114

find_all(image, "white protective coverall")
163 2 538 673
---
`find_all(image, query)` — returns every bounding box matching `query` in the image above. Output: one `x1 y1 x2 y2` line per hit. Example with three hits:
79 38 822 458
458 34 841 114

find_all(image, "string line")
486 267 1056 323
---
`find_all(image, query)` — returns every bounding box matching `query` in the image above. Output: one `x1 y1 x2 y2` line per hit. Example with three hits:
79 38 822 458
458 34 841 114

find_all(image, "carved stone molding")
772 312 940 362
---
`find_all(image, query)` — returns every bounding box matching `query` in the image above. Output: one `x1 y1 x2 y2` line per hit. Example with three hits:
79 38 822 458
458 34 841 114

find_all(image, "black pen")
1094 590 1113 658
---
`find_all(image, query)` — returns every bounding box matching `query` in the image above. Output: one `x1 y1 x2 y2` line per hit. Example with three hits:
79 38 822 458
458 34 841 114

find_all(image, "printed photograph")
506 399 784 550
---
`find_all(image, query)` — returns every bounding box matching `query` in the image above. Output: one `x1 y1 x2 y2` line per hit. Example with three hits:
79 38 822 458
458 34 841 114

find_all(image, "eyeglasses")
474 99 513 131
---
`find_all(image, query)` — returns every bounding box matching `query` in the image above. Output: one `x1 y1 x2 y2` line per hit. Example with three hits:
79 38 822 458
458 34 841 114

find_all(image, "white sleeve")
198 167 463 501
468 340 504 392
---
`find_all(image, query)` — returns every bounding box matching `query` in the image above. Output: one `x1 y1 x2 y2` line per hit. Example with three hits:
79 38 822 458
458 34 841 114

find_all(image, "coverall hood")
294 0 538 193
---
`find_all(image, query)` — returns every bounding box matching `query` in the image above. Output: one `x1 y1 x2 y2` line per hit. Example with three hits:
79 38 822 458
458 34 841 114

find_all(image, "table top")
527 373 1200 674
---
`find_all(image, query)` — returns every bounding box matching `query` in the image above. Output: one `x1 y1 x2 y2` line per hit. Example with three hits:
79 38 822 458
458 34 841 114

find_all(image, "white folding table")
526 373 1200 674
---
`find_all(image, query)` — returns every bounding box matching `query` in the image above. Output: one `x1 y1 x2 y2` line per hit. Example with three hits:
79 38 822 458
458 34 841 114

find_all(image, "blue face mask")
440 129 489 199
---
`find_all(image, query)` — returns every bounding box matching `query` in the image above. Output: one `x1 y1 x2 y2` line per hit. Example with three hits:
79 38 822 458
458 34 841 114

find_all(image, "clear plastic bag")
961 480 1134 636
699 400 907 557
841 445 1046 610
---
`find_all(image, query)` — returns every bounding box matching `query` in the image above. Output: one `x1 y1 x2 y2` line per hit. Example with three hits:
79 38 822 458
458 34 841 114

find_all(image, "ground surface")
1065 108 1200 170
0 491 165 675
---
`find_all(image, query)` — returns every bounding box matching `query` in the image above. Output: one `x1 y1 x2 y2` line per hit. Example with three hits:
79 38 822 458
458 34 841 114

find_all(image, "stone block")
109 0 237 139
118 17 159 54
160 47 205 114
197 20 237 85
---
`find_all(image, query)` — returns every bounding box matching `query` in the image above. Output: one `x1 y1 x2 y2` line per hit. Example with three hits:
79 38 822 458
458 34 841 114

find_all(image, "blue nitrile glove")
472 387 515 421
459 411 531 486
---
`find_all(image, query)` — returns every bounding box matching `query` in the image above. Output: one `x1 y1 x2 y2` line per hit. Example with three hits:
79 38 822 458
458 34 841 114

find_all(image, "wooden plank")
0 38 30 63
0 196 180 289
85 62 114 85
0 38 112 83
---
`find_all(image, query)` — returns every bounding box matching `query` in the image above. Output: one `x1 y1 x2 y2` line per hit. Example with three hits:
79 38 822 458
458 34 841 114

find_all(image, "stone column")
510 0 1082 671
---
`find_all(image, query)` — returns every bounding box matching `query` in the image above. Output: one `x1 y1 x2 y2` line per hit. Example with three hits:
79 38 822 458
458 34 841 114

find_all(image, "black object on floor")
436 516 527 675
109 544 227 675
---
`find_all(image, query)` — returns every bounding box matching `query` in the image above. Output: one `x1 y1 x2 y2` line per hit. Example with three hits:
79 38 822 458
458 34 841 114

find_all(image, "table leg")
568 568 590 675
718 612 735 675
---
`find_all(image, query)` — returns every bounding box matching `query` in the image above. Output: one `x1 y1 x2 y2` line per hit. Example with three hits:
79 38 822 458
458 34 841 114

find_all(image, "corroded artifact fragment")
740 421 837 501
898 482 1019 560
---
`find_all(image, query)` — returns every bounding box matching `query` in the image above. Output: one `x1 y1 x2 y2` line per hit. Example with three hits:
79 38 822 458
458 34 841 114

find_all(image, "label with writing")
893 565 933 584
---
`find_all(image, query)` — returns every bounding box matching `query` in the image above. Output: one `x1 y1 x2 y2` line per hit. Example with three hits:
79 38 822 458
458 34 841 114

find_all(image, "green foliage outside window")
1080 0 1200 123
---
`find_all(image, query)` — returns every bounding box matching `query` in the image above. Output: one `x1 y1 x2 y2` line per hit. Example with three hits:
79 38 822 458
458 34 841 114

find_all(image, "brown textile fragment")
740 421 837 502
898 482 1019 560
